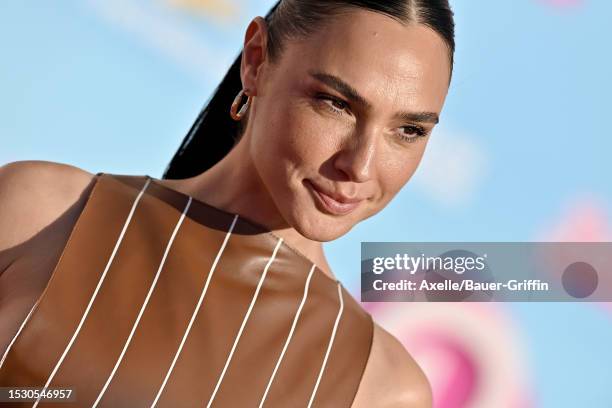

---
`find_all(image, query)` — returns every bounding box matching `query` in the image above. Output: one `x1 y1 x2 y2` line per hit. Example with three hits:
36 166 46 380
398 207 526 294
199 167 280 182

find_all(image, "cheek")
260 100 350 172
376 144 427 203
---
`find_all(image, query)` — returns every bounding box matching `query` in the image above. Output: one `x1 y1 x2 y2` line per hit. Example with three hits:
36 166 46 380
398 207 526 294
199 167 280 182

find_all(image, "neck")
168 136 333 278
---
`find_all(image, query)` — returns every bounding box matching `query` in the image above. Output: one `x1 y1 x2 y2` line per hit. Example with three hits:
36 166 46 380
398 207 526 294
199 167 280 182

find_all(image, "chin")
291 209 355 242
295 226 346 243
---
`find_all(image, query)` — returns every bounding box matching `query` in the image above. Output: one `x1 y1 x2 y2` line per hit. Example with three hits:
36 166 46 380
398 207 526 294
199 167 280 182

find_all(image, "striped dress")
0 173 374 407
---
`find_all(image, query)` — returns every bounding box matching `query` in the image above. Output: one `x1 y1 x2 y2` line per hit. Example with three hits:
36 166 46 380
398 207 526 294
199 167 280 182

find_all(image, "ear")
240 16 269 97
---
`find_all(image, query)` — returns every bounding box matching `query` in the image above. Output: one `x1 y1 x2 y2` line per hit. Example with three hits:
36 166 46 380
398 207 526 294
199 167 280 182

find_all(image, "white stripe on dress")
205 237 284 408
258 263 316 408
91 195 192 407
149 213 239 408
0 175 108 370
0 296 41 370
307 282 344 408
31 177 152 408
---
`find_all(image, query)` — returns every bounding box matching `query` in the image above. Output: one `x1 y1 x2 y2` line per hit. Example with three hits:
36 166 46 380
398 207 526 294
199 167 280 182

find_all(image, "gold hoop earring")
230 89 252 121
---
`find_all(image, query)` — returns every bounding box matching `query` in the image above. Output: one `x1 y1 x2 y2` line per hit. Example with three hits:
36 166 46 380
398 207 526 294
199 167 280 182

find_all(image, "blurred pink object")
537 0 584 8
536 196 612 312
538 196 610 242
371 303 534 408
412 333 477 407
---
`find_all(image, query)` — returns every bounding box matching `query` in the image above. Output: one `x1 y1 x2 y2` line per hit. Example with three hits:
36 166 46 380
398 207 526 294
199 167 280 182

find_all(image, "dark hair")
162 0 455 180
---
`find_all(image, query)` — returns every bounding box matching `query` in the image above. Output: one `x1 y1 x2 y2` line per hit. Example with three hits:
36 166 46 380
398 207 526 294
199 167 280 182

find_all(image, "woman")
0 0 454 406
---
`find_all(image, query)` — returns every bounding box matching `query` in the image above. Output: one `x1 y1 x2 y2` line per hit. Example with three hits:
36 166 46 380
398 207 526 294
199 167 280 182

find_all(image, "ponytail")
162 2 281 179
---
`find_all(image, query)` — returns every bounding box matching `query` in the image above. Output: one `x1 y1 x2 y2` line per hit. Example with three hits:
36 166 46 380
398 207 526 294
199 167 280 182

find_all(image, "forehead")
281 8 450 112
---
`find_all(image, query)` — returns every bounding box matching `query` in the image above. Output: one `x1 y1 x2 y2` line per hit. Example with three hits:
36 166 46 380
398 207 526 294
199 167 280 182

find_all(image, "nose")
333 125 378 183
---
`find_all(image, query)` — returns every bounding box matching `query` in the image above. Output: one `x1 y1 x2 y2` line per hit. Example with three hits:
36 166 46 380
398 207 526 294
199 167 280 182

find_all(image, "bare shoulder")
351 322 433 408
0 160 96 270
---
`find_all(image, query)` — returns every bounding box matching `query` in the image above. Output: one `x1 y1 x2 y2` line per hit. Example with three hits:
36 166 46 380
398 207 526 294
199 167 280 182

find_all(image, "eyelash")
315 93 429 143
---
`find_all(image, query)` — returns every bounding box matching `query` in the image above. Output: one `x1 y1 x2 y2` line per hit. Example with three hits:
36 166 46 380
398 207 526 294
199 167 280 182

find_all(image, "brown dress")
0 172 373 407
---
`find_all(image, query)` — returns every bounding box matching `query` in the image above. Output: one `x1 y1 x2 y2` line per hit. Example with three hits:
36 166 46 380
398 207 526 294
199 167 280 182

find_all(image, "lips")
305 180 363 216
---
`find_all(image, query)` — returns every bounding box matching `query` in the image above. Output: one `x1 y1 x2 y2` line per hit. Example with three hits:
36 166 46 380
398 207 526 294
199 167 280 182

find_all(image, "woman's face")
242 9 451 242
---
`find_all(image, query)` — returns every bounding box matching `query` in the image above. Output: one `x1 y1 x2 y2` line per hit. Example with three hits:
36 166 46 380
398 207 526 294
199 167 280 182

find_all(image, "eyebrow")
308 70 440 124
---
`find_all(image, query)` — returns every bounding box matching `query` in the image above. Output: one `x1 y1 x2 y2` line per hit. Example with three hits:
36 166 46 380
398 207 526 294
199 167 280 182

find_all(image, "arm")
352 322 433 408
0 160 95 275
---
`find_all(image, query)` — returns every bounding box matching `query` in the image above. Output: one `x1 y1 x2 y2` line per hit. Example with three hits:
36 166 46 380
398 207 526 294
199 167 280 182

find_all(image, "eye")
316 93 349 115
397 125 428 143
